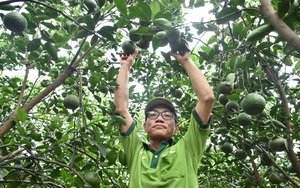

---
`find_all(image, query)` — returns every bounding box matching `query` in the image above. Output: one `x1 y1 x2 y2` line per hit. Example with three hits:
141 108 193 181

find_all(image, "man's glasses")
147 111 174 120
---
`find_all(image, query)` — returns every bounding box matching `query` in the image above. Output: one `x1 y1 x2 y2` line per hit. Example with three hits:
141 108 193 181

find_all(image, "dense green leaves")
0 0 299 187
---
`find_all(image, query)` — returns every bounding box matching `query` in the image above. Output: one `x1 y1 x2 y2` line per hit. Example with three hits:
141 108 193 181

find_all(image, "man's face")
143 107 179 141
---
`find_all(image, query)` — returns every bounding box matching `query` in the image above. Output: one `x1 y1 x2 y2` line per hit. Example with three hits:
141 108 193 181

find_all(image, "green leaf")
98 26 116 41
114 0 127 16
153 18 172 31
53 31 71 44
150 0 161 18
226 73 236 85
27 39 41 51
194 0 204 7
17 107 27 123
152 37 161 51
161 51 171 64
216 7 241 24
86 111 93 120
283 56 293 66
44 43 58 60
128 6 151 21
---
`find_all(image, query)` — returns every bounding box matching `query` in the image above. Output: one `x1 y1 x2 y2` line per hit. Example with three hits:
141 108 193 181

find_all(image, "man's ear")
174 124 179 134
143 122 146 131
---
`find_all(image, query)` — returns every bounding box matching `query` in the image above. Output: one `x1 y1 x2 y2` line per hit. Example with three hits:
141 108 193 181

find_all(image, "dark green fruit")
268 173 282 184
3 12 28 33
84 171 101 187
40 80 49 87
237 112 252 126
234 149 247 159
169 38 183 52
166 29 181 41
85 0 97 12
129 28 141 42
137 40 150 49
217 82 233 94
142 34 153 42
218 94 228 105
174 89 183 98
214 127 227 134
241 93 266 115
220 142 233 154
155 31 166 39
225 100 239 112
121 40 136 54
63 94 80 110
268 137 287 152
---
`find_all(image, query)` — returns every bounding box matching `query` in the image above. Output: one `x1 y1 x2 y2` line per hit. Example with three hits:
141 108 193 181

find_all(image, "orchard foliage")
0 0 299 187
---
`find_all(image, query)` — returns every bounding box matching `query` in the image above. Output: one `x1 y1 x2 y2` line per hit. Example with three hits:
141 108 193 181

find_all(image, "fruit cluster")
121 22 190 55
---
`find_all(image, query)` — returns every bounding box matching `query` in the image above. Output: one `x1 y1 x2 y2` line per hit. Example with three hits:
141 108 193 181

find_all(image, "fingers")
120 48 139 61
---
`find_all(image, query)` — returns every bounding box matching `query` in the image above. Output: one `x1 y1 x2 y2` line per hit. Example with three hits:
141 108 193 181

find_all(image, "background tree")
0 0 299 187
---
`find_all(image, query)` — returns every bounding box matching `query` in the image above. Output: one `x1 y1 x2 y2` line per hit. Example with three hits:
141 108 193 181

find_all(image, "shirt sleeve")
181 109 211 162
119 120 142 170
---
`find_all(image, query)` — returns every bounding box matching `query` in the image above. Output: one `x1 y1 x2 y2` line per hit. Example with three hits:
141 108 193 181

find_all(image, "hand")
170 39 192 64
120 48 139 67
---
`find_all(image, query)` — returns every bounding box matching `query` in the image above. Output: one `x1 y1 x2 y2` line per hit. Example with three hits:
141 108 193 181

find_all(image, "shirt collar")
143 138 176 151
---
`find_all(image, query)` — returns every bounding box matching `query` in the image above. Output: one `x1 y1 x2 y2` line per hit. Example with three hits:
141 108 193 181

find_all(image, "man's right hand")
120 48 139 67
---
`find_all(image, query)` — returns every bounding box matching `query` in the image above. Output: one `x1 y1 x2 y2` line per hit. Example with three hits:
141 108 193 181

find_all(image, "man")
114 46 214 187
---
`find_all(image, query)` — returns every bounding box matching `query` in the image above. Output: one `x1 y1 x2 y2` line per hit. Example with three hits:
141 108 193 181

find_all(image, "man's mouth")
153 124 166 129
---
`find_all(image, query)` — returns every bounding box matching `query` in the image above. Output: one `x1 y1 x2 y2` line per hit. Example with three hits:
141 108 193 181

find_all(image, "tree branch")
260 0 300 52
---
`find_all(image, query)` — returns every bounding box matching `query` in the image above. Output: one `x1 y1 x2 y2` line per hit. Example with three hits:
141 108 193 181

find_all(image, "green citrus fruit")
84 171 101 187
85 0 97 12
237 112 252 126
220 142 233 154
3 12 28 33
63 94 80 110
155 31 167 39
166 29 181 41
40 80 49 87
234 149 247 159
218 94 228 105
169 38 183 52
268 137 286 152
142 34 153 42
129 28 141 42
174 89 183 98
225 100 239 112
268 173 282 184
241 93 266 115
217 81 233 95
214 127 227 134
122 40 136 54
137 40 150 49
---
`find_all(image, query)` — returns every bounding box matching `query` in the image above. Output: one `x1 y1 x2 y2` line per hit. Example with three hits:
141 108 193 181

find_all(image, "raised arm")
171 50 214 124
114 49 138 133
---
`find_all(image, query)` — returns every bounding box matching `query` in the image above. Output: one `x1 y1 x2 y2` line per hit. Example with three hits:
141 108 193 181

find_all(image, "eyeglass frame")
146 110 176 121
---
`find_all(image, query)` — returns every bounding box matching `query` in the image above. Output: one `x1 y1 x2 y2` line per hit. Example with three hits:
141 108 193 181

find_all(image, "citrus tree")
0 0 299 187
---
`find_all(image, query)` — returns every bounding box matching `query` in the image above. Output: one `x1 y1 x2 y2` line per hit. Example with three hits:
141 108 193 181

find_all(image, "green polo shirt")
120 109 210 188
